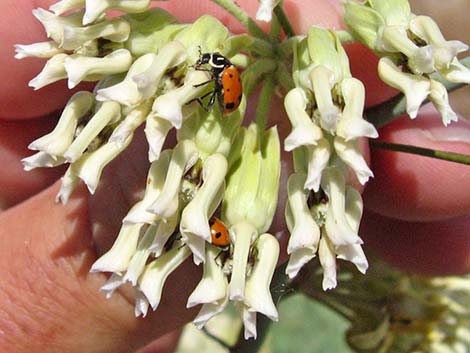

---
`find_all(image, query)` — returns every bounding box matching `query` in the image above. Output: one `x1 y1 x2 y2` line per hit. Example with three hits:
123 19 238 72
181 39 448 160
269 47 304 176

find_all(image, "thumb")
0 183 200 353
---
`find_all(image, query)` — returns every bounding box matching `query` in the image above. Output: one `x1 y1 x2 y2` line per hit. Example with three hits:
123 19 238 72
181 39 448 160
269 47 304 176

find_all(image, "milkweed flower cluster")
14 0 470 344
343 0 470 125
283 27 377 290
17 1 281 339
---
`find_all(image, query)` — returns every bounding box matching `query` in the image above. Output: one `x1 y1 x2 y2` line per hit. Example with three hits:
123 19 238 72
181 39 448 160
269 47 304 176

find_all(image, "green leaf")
270 293 354 353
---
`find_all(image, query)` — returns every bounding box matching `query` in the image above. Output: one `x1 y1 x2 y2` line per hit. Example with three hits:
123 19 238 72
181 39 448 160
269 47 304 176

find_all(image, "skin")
0 0 469 352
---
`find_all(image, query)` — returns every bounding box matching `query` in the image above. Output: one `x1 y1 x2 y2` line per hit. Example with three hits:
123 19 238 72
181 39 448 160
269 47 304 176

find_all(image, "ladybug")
209 216 231 249
193 49 242 115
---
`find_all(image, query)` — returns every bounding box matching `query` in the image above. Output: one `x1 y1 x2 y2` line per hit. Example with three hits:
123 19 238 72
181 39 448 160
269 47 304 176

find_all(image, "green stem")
335 30 356 43
370 140 470 165
230 263 290 353
255 78 276 132
273 1 296 38
365 57 470 128
210 0 268 39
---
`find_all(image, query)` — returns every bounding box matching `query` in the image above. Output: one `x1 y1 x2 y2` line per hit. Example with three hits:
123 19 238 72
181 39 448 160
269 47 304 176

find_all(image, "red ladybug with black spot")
209 216 231 250
193 49 243 116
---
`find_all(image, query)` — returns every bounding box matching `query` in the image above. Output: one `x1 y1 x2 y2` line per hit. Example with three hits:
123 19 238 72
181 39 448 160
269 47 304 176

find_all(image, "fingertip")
364 106 470 221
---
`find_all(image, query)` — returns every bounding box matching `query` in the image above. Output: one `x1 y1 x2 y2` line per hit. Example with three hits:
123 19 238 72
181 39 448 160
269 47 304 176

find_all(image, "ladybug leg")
206 90 218 111
193 78 216 88
187 89 215 111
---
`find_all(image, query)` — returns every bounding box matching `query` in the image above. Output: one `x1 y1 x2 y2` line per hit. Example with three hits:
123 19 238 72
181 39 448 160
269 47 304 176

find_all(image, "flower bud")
222 124 280 234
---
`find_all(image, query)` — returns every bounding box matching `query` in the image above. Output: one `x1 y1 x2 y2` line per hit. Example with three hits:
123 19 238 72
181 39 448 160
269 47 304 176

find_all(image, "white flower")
22 152 66 171
132 41 187 100
144 116 173 163
228 222 258 301
83 0 151 25
138 243 191 310
123 150 171 224
61 17 130 50
90 223 143 273
244 233 279 322
193 293 229 330
50 0 85 16
72 135 132 194
148 139 199 220
149 70 211 129
309 65 341 133
304 138 331 192
255 0 281 22
429 79 458 126
334 137 374 185
56 165 80 204
32 8 83 44
187 245 228 308
63 101 121 162
180 154 227 264
109 101 152 147
318 236 337 290
285 173 320 256
378 57 431 119
322 166 363 247
29 53 68 90
283 88 323 151
96 53 157 106
337 78 378 141
64 49 133 89
28 91 94 157
14 41 63 59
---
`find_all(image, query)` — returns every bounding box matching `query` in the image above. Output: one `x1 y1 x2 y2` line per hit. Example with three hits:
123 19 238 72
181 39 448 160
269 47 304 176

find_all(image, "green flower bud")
123 8 181 56
222 124 281 234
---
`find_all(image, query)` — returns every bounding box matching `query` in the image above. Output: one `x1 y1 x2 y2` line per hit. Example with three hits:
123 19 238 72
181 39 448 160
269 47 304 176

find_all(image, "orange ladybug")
209 216 231 249
193 50 242 115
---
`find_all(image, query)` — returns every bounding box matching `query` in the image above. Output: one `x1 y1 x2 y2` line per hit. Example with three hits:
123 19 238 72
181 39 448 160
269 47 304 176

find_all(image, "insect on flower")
209 216 231 249
192 48 242 115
